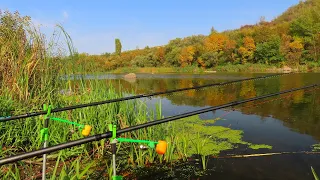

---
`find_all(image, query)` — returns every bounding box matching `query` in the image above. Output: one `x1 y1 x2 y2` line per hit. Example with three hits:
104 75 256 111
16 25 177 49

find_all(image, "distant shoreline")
109 64 320 74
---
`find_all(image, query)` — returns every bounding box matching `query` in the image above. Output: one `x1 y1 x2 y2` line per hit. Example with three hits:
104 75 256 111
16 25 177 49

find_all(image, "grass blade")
312 166 319 180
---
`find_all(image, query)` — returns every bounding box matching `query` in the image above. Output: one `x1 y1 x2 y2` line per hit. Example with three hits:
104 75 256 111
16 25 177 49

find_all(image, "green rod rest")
109 124 117 141
40 128 49 142
40 104 52 142
43 104 52 120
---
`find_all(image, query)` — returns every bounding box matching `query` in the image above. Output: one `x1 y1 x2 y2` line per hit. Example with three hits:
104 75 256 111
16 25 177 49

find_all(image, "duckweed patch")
312 144 320 152
174 115 272 156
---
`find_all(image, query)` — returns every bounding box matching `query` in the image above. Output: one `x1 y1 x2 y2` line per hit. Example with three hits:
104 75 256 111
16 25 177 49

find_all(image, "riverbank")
110 64 320 74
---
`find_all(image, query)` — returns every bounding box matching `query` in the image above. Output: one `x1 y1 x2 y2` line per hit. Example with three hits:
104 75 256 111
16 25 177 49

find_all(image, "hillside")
77 0 320 72
273 0 318 23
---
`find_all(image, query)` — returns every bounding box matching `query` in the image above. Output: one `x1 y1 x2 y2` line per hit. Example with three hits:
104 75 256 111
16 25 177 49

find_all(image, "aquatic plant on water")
312 144 320 152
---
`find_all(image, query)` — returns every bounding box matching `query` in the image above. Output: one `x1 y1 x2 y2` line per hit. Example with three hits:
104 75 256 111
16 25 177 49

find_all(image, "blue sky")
1 0 300 54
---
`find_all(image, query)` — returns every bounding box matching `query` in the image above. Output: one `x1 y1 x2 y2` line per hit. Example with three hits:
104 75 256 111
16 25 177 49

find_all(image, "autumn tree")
200 33 236 67
253 25 276 43
280 35 304 66
238 36 256 64
204 33 228 52
179 46 195 67
223 38 236 63
155 47 165 64
115 38 122 55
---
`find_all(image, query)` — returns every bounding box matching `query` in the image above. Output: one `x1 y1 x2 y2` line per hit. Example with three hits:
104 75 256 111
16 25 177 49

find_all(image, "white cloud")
62 11 69 23
63 11 69 19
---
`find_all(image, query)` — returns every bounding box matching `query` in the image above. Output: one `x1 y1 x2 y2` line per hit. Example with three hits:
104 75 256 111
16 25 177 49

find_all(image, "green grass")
213 63 320 73
214 63 277 72
110 66 205 74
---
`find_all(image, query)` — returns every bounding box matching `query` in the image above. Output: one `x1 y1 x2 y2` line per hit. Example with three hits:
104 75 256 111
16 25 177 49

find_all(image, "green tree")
290 2 320 61
132 53 159 67
115 38 122 55
165 47 181 66
255 37 283 64
198 52 221 68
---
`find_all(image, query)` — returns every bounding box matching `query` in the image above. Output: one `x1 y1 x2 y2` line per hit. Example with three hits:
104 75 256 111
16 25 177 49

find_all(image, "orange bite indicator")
81 125 92 136
156 140 167 155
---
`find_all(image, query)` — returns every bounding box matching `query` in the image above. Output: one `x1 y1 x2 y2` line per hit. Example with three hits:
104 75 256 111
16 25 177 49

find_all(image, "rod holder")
108 124 167 180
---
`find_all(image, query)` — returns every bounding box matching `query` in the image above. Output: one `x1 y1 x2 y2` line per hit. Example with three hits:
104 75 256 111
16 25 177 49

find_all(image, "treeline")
75 0 320 71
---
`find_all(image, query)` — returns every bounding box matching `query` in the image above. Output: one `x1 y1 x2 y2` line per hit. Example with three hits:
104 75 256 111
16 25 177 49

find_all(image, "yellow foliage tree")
280 35 304 66
155 47 165 63
179 46 195 67
238 36 256 64
204 33 229 52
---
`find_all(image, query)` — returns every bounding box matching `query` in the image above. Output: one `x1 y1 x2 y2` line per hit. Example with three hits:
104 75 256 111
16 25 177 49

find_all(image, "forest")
73 0 320 72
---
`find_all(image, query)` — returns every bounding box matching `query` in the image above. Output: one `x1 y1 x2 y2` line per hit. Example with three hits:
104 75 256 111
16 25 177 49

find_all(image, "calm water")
85 73 320 179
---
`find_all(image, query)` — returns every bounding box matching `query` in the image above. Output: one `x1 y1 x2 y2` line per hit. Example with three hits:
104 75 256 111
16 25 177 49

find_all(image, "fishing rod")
0 83 316 166
0 73 290 123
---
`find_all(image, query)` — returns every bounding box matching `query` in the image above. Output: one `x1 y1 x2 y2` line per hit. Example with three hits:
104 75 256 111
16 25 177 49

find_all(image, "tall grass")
0 11 62 110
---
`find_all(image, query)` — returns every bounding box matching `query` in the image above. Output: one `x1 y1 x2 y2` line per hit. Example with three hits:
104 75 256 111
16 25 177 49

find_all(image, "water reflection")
100 73 320 142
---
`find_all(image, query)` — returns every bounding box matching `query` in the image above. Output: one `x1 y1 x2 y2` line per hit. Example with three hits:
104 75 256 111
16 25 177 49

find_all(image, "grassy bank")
214 63 320 73
109 63 320 74
111 66 205 74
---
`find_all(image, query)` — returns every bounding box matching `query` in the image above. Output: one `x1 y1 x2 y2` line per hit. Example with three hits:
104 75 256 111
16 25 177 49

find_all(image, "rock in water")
124 73 137 79
282 66 292 73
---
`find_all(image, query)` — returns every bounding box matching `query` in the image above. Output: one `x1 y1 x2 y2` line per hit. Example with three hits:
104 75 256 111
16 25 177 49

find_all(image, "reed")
0 11 63 110
312 166 319 180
